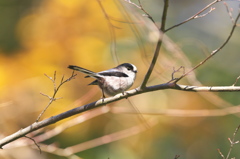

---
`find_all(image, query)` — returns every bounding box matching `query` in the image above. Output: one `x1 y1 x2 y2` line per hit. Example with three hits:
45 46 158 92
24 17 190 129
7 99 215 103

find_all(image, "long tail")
68 65 97 78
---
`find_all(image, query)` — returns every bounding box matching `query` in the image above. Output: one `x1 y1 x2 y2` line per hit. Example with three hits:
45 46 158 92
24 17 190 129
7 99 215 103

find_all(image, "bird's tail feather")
68 65 98 78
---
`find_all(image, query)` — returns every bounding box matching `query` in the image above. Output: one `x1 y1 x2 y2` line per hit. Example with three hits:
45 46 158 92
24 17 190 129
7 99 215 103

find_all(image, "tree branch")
165 0 221 32
140 0 169 89
175 10 240 83
218 125 240 159
1 82 240 148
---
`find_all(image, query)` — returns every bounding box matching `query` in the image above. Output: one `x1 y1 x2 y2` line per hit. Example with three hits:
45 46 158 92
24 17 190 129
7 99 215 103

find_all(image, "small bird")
68 63 137 98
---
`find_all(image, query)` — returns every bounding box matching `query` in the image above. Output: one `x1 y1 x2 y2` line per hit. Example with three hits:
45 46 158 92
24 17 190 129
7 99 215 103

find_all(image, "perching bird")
68 63 137 98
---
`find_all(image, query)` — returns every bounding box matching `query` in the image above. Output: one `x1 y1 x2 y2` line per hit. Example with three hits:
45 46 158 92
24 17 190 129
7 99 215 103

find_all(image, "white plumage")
68 63 137 97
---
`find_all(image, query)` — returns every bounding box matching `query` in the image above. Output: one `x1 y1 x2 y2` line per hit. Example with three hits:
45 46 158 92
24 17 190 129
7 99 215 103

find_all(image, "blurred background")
0 0 240 158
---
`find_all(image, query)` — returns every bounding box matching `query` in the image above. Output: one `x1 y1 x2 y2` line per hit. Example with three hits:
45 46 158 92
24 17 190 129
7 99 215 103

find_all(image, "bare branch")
29 120 156 157
218 125 240 159
226 125 240 159
218 149 225 159
224 2 235 24
36 71 77 122
160 34 236 110
140 0 169 89
175 11 240 83
1 82 240 148
24 136 41 154
33 107 110 144
171 66 185 81
123 0 141 9
194 7 215 18
173 84 240 92
165 0 220 32
1 107 110 149
39 92 51 99
1 1 240 153
123 0 156 25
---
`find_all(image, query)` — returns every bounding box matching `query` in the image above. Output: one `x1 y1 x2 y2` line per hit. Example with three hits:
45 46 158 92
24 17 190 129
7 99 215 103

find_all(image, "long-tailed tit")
68 63 137 98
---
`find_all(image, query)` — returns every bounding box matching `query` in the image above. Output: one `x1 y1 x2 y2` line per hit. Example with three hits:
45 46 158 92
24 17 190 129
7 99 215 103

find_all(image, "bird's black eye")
127 67 131 71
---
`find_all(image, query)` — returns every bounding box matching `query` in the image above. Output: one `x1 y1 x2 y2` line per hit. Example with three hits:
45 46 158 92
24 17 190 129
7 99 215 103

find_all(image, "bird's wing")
85 68 120 78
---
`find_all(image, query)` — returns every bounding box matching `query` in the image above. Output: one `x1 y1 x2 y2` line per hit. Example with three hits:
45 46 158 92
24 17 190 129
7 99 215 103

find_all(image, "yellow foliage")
0 0 238 159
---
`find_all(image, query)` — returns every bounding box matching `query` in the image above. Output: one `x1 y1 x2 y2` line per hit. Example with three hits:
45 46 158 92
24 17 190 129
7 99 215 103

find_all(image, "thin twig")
175 11 240 83
36 71 77 122
232 76 240 86
159 30 239 112
24 136 41 154
123 0 141 9
218 149 225 159
226 125 240 159
136 0 156 25
218 125 240 159
171 66 185 81
165 0 221 32
123 0 156 25
194 7 215 18
224 2 235 24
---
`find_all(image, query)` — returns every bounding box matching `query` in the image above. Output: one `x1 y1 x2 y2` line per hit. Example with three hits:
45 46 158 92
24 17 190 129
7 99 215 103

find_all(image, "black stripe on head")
117 63 137 73
98 72 128 77
117 63 134 70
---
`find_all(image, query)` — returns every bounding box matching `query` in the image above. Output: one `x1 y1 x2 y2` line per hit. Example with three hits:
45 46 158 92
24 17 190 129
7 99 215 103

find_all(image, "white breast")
100 76 134 96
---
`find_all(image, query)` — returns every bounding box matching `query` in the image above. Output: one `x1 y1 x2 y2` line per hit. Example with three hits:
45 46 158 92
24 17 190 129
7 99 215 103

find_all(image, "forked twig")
226 125 240 159
218 125 240 159
36 71 77 122
165 0 220 32
123 0 156 25
175 10 240 83
24 136 41 154
170 66 185 81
